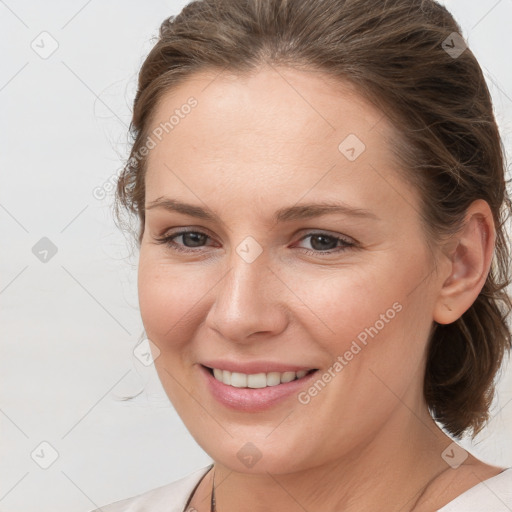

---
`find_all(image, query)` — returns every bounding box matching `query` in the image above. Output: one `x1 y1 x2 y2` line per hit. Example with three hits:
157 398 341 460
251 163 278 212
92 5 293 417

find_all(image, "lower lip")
199 364 319 412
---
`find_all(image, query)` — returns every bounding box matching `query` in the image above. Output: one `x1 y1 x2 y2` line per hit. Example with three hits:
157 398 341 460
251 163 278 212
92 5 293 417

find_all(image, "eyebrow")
145 197 379 223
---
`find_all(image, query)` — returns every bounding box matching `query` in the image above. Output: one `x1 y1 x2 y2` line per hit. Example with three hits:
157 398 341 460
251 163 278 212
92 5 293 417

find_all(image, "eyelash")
154 229 355 256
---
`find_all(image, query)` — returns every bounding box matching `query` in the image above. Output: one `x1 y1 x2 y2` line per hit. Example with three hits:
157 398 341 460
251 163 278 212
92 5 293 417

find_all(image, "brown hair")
115 0 512 439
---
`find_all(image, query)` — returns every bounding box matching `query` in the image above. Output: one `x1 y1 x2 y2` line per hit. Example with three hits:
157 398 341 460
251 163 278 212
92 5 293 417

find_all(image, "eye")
294 232 355 255
154 229 214 253
153 229 356 255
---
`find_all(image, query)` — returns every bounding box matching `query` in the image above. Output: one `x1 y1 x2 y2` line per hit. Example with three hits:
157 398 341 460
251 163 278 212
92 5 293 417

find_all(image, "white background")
1 1 511 511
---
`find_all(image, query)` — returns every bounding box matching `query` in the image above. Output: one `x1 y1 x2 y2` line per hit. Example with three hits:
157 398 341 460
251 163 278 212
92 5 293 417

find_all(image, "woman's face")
138 66 445 473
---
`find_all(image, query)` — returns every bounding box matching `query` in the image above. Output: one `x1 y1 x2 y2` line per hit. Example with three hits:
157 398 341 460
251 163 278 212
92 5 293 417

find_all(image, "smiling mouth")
203 365 318 389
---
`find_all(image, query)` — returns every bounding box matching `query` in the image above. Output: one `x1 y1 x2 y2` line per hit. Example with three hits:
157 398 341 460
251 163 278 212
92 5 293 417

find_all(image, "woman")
92 0 512 510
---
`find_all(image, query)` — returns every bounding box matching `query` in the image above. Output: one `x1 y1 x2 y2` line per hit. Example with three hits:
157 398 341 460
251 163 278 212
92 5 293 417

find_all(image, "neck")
200 405 453 512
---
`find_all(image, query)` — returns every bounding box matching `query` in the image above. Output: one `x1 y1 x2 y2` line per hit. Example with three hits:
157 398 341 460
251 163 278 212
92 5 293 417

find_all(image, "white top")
89 465 512 512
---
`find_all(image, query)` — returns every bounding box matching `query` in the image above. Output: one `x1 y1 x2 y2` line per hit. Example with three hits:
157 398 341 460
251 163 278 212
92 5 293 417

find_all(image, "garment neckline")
436 466 512 510
182 463 214 511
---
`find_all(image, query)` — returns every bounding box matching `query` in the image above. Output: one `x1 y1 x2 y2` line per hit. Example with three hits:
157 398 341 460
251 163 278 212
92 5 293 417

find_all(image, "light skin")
137 65 503 512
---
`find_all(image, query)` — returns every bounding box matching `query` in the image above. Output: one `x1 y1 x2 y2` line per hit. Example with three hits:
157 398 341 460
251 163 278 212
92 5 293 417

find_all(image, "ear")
433 199 495 325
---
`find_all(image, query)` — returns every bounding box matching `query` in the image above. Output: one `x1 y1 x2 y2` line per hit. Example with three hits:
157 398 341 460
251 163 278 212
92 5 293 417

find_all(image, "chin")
194 433 316 475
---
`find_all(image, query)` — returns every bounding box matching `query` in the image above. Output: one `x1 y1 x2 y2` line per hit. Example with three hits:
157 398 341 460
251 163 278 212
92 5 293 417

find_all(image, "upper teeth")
212 368 310 388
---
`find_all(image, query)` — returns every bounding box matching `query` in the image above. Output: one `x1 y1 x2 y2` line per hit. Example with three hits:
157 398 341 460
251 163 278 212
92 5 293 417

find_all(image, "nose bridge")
206 245 287 341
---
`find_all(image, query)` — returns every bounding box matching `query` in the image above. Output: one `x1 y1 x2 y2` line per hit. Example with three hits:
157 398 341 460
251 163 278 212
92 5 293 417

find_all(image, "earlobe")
433 199 495 325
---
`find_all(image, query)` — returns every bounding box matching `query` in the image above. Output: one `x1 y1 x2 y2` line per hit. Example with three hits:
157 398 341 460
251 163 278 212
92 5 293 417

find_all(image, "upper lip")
200 360 317 374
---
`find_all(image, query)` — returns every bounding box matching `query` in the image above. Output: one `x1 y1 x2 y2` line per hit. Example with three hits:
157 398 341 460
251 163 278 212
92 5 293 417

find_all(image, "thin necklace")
210 465 216 512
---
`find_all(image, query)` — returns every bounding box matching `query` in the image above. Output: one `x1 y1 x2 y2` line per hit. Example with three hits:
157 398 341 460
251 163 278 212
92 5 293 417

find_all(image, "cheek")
137 252 212 346
287 258 428 383
285 264 405 350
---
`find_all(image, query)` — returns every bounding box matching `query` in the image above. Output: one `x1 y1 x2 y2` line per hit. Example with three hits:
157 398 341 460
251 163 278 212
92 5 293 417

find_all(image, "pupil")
311 235 336 251
183 232 206 247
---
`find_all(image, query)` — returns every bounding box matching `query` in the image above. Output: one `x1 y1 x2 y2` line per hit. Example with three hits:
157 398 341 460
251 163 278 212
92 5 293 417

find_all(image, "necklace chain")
210 465 216 512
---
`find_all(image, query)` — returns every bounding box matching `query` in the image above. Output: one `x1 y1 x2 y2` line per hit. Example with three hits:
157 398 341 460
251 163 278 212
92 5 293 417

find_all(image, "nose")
204 251 289 343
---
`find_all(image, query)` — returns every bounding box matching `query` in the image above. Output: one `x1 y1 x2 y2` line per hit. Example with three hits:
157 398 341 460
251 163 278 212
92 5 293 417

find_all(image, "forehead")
143 65 417 220
147 65 390 156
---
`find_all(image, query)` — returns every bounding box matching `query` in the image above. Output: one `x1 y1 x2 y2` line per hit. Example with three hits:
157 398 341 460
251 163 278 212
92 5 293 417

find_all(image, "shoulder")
87 464 213 512
436 467 512 512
